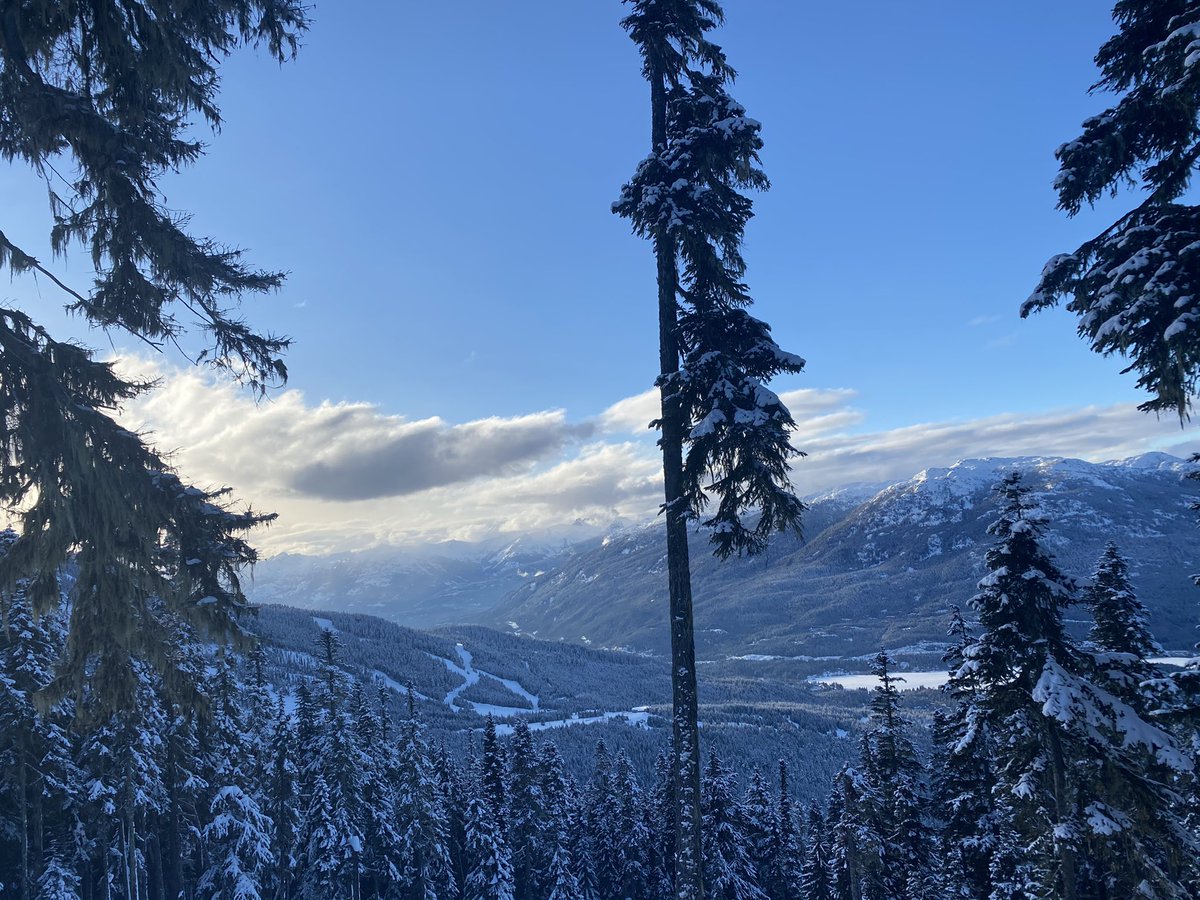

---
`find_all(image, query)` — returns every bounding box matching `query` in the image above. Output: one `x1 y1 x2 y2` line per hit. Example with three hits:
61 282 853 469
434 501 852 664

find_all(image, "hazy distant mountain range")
249 454 1200 659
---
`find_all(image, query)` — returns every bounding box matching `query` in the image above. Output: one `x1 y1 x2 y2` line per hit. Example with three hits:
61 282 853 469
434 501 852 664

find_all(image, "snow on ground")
493 710 652 737
431 642 541 714
489 673 540 710
1152 656 1200 668
812 656 1198 692
729 653 842 662
466 703 539 718
812 671 950 691
311 616 338 633
369 669 431 702
433 644 480 712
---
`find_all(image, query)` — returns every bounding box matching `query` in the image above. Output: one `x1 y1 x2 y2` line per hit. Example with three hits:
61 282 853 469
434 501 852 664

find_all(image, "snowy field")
811 656 1197 692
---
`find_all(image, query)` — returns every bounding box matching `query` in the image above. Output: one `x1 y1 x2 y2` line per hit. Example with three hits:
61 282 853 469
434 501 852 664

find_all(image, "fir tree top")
1022 0 1200 417
964 472 1075 689
614 0 805 558
1086 541 1162 659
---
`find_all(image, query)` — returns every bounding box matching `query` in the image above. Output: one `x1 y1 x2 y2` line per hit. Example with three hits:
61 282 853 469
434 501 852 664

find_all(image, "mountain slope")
246 534 598 628
248 604 875 797
489 455 1200 658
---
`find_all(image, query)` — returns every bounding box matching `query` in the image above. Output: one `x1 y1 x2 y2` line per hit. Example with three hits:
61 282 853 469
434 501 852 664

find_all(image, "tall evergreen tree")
1022 0 1200 417
583 740 621 896
950 472 1194 899
861 650 932 899
463 793 515 900
612 749 652 898
539 742 581 900
826 766 881 900
759 761 803 900
648 748 678 898
1085 541 1166 718
434 742 470 895
0 576 76 900
614 3 805 892
799 802 832 900
740 769 777 897
264 696 299 900
1074 542 1196 898
929 608 994 899
0 0 305 725
506 720 545 898
393 691 455 899
297 632 365 900
197 653 274 900
76 658 171 900
349 683 402 898
957 472 1082 898
479 715 508 830
701 752 767 900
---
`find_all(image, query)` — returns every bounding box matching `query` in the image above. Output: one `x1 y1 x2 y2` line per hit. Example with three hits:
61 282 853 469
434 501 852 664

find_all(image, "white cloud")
795 404 1197 494
114 360 1199 555
598 388 659 435
122 360 588 501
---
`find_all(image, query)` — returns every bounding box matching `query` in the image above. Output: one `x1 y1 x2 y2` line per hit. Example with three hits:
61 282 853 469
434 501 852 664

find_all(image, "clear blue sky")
0 1 1155 434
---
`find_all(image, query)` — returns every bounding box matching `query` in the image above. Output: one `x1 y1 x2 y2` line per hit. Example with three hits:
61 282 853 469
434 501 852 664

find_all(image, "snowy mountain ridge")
248 453 1199 657
489 453 1200 658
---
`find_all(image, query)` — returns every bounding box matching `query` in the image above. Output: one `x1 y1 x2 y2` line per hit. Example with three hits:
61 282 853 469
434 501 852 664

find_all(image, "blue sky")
2 2 1195 552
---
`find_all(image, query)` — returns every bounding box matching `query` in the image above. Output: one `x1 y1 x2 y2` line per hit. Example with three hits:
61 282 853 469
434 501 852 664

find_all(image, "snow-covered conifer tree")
479 715 508 830
799 802 832 900
826 765 882 900
759 761 803 900
1023 0 1200 418
861 650 932 899
952 472 1193 899
647 748 678 898
198 653 274 900
583 739 620 895
264 696 299 899
296 632 365 899
0 573 76 899
463 793 515 900
539 742 581 900
435 742 470 893
614 2 805 891
740 769 777 897
348 682 405 897
506 720 545 897
701 751 767 900
929 607 995 899
393 691 455 898
612 749 652 897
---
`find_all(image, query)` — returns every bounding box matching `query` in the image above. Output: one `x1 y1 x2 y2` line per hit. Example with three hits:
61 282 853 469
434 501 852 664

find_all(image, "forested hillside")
493 455 1200 657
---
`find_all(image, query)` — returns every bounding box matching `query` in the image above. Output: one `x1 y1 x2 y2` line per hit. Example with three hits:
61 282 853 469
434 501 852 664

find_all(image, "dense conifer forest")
3 472 1199 897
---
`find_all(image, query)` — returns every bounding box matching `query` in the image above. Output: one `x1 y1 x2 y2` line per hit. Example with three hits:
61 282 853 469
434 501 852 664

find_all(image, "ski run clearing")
432 643 541 715
430 642 653 734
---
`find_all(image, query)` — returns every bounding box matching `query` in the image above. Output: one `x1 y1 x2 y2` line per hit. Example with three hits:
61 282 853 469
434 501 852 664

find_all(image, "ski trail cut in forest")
431 642 541 715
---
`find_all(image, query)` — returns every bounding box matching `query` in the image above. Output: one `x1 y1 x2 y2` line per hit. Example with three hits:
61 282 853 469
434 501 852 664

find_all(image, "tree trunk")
1046 724 1077 900
165 742 184 900
650 66 705 900
17 737 30 900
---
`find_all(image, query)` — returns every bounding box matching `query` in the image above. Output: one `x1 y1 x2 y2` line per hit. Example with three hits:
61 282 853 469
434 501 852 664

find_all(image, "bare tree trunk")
650 65 705 900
